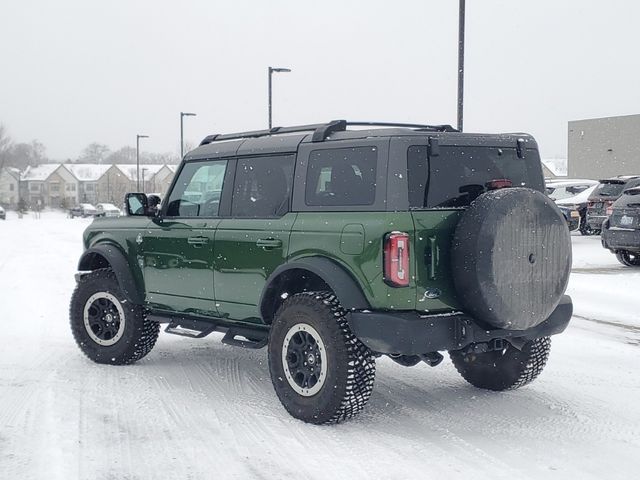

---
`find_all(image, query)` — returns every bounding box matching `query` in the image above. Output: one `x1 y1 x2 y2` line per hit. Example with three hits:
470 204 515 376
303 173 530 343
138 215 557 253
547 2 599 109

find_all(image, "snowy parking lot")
1 211 639 480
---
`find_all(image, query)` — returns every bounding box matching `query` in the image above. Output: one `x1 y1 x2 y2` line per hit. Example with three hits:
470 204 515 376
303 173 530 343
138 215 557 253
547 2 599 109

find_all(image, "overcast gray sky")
1 0 639 160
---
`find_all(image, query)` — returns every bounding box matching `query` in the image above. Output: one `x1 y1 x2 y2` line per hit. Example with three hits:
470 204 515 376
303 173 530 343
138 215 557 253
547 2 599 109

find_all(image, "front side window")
305 147 378 206
165 160 227 217
408 145 544 209
232 155 295 218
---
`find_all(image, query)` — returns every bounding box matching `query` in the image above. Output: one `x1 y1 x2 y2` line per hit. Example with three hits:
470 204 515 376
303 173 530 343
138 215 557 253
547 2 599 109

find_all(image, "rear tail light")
606 200 614 216
486 178 513 190
384 232 410 287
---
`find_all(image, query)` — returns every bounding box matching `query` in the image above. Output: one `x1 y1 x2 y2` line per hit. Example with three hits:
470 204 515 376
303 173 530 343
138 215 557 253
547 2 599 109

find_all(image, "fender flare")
78 245 144 305
259 257 371 321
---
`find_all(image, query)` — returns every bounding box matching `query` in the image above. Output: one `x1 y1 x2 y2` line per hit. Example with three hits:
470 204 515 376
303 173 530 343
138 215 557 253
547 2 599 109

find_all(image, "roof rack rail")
198 120 457 146
346 121 457 132
199 123 332 146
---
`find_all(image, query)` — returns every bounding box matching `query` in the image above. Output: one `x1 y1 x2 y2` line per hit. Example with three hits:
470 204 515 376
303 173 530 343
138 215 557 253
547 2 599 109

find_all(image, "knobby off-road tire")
449 337 551 391
70 268 160 365
616 251 640 267
268 291 376 424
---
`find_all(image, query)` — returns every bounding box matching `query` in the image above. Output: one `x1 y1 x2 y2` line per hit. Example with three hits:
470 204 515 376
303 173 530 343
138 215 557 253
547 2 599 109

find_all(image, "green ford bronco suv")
70 120 573 424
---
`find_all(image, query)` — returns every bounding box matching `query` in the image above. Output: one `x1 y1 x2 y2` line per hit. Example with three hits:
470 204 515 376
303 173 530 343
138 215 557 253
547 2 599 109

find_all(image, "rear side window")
232 155 295 218
408 146 544 208
305 147 378 206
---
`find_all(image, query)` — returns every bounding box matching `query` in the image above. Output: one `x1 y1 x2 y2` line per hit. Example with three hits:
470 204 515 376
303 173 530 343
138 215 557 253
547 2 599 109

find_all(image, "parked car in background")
68 203 98 218
602 186 640 267
554 185 598 235
95 203 122 217
546 179 598 202
546 179 598 234
587 176 640 234
556 204 580 231
0 205 6 220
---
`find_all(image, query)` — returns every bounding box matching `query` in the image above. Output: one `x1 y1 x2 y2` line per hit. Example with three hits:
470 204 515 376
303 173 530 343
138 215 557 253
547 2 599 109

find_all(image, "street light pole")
136 134 149 191
180 112 197 159
142 168 148 193
268 66 291 129
457 0 466 132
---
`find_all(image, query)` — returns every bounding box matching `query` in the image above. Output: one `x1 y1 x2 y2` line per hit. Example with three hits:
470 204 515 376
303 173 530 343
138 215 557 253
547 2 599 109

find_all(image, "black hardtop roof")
184 120 537 161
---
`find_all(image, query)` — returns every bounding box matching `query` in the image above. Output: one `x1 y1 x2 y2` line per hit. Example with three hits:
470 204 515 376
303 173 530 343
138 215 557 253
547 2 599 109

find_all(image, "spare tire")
451 188 571 330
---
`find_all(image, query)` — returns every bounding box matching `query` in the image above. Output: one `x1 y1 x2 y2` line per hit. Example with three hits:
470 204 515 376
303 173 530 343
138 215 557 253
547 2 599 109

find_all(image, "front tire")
70 268 160 365
449 337 551 391
268 291 376 424
616 250 640 267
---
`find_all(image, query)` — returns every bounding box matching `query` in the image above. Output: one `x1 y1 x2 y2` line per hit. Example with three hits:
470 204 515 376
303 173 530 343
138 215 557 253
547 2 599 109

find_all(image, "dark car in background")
0 205 6 220
602 186 640 267
587 176 640 234
546 180 598 234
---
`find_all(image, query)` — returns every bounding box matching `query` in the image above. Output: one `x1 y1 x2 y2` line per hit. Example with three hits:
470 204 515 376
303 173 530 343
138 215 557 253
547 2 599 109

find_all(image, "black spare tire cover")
451 187 571 330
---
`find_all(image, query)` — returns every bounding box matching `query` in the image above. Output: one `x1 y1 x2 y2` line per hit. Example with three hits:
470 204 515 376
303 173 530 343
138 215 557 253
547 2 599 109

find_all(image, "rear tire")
268 291 376 424
449 337 551 391
70 268 160 365
616 250 640 267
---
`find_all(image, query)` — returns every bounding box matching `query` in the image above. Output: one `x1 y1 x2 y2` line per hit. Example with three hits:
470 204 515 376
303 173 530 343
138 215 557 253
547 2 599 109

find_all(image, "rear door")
142 159 229 316
214 154 296 323
397 138 545 312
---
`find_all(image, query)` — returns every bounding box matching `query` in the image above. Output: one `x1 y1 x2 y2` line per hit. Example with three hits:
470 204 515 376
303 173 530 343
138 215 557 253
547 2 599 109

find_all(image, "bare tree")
0 124 13 171
78 142 111 164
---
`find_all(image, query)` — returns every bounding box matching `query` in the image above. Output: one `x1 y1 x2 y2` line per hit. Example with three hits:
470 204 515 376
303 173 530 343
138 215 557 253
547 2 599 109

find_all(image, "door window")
231 155 295 218
165 160 227 217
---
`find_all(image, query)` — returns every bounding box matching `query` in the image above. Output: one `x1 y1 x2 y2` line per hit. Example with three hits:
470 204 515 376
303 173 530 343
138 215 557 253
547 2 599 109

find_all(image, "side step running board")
153 313 269 349
165 319 217 338
221 329 268 349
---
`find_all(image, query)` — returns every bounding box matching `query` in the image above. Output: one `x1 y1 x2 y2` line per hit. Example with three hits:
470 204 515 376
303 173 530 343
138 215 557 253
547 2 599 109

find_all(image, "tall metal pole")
267 67 291 129
180 112 196 159
268 67 273 129
136 134 148 191
457 0 466 132
136 135 140 191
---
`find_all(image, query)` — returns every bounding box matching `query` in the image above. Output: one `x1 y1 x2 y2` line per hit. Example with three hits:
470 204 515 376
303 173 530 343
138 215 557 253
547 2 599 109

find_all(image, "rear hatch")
609 187 640 229
406 143 545 312
588 180 627 216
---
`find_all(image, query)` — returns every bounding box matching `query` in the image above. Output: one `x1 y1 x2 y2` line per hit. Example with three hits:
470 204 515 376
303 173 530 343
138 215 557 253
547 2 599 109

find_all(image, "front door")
142 158 229 317
214 154 296 323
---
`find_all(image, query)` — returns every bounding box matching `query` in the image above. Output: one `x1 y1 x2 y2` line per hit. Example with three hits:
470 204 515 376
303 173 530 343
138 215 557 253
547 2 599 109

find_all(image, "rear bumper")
602 227 640 251
348 295 573 355
587 214 607 229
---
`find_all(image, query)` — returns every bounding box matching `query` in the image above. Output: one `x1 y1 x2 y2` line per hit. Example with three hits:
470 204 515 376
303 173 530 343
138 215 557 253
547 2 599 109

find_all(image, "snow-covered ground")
1 211 639 480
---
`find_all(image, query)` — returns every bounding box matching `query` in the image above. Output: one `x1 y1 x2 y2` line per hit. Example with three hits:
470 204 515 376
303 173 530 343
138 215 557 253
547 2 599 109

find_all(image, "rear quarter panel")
289 212 416 311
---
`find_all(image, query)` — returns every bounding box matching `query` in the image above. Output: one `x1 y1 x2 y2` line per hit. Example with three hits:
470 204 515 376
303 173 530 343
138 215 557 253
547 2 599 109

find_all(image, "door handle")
187 236 209 247
256 238 283 249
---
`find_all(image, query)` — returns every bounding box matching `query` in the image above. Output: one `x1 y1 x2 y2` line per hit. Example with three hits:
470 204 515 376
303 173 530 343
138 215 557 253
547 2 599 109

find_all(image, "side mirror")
125 193 149 216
